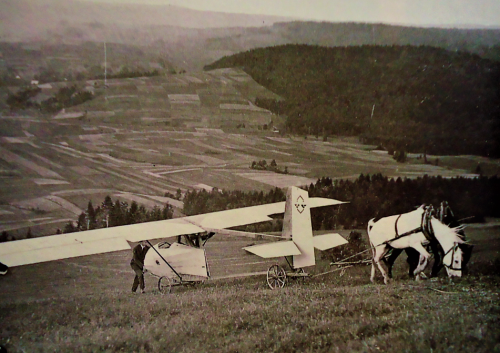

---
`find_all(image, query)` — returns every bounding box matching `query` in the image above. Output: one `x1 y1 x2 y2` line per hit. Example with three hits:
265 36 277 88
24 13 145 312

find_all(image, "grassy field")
2 274 499 353
1 227 499 352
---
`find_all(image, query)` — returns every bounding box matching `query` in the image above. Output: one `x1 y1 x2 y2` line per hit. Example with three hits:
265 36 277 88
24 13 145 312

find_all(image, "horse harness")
442 243 461 271
391 206 436 243
388 205 461 271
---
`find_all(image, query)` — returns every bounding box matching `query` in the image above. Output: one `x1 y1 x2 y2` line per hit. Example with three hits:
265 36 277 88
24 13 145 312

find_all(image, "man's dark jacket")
130 244 149 269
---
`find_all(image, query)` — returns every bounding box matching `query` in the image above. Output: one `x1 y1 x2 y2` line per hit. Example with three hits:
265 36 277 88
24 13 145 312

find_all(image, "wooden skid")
171 280 202 287
286 272 309 278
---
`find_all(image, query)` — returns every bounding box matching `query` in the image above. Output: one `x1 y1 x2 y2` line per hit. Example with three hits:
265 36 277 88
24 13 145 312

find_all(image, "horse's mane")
431 218 465 243
453 224 467 241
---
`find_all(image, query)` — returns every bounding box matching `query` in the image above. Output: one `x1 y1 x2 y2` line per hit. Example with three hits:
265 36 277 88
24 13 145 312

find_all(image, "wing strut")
146 240 182 281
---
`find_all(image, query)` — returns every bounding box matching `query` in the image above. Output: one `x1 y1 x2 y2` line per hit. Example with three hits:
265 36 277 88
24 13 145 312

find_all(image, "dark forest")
183 174 500 232
205 44 500 157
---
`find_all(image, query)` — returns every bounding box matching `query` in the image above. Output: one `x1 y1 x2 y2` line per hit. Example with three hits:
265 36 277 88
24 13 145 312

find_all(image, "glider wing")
185 197 346 230
0 218 205 267
0 193 346 267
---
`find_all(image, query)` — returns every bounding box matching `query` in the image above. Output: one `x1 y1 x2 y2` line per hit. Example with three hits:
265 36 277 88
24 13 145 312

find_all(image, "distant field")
1 68 499 237
0 227 499 352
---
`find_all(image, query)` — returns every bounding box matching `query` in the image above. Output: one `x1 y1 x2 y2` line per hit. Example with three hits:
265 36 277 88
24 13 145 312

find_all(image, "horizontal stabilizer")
308 198 348 208
243 241 301 258
312 233 348 251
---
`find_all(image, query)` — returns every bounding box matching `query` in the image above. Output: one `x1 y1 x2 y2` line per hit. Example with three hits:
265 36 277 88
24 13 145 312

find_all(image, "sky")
87 0 500 28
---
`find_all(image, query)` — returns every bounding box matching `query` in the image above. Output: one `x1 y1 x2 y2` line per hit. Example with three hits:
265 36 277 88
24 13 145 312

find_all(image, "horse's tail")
367 218 377 283
367 218 377 259
367 218 375 233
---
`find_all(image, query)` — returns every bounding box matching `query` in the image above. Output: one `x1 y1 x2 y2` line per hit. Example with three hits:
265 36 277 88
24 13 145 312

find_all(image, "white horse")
367 206 465 284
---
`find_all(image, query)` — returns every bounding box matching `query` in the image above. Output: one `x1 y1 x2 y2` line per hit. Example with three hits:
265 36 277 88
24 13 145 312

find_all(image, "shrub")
325 231 368 262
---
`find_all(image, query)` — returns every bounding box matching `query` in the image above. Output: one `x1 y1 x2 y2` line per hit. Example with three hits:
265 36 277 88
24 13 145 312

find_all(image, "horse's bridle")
443 242 462 271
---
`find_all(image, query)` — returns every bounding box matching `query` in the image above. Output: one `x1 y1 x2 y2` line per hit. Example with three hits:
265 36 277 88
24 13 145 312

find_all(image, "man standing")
130 241 150 293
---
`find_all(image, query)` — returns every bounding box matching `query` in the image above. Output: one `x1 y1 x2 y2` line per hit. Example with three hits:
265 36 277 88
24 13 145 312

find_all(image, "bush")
325 231 368 262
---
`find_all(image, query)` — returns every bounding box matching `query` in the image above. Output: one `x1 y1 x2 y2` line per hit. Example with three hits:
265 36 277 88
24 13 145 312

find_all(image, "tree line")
63 196 174 234
305 174 500 230
0 196 174 242
182 174 500 231
205 44 500 157
182 187 286 217
6 85 93 113
251 159 288 174
91 68 160 80
2 175 498 242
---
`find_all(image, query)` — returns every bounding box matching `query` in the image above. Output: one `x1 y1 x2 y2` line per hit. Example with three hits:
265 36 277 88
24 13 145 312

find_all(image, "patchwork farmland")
1 68 498 238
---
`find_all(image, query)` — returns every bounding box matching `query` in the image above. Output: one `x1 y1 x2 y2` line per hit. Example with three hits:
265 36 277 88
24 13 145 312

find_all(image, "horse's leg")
429 242 444 277
410 243 431 279
383 248 403 279
373 246 391 284
405 248 420 279
414 255 429 280
370 259 376 283
370 240 376 283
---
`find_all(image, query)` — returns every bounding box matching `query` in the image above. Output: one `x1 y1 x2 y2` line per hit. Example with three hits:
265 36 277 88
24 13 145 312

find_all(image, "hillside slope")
205 44 500 156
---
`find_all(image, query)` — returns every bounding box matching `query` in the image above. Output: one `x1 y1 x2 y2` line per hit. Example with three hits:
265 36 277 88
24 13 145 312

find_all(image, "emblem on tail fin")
295 196 306 214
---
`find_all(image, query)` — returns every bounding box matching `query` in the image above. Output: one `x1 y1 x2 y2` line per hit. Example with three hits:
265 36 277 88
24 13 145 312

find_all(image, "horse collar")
421 207 435 242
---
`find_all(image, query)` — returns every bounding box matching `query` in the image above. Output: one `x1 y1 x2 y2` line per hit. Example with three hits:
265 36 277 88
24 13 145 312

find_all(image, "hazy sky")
88 0 500 27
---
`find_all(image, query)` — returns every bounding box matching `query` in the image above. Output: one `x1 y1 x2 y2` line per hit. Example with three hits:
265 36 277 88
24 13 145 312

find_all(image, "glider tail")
282 187 315 268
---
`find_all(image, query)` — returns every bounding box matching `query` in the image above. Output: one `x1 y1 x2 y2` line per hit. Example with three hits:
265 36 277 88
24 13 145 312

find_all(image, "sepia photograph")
0 0 499 352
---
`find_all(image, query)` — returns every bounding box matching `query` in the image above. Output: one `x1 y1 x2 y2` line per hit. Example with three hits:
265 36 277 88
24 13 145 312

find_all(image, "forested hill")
204 45 500 157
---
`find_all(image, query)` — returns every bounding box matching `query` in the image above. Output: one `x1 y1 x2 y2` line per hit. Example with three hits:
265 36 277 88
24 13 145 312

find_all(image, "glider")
0 187 347 291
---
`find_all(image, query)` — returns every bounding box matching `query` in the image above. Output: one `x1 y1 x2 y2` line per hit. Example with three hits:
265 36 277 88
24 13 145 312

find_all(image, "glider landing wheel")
267 264 287 290
158 276 172 294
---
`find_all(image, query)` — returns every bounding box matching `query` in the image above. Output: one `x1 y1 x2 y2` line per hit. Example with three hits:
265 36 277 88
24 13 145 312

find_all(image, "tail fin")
282 187 315 268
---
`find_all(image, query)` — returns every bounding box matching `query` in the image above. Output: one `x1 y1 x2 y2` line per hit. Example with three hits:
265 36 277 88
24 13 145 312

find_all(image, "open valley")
2 69 497 238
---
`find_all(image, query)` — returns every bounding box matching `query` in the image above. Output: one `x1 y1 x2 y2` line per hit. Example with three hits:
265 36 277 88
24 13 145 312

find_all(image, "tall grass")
2 226 499 352
1 268 499 353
